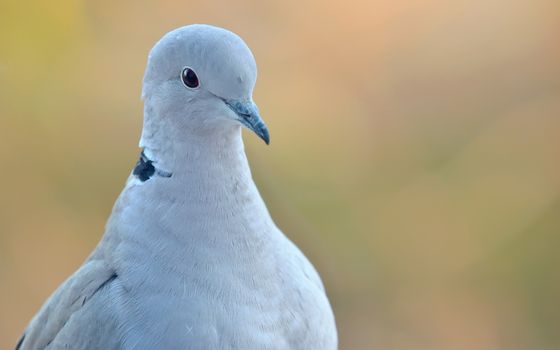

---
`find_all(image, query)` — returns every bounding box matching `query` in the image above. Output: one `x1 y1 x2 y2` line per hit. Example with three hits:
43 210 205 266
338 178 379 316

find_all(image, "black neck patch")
133 150 172 182
133 151 155 181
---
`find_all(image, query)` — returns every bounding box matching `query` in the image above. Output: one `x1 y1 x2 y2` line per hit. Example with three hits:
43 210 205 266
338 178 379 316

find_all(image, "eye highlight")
181 67 199 89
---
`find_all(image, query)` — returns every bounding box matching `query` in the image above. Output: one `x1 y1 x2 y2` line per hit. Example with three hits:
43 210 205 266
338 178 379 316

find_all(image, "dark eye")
181 67 199 88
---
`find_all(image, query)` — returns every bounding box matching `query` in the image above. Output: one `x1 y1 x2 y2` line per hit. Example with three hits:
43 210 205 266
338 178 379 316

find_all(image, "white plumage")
17 24 337 350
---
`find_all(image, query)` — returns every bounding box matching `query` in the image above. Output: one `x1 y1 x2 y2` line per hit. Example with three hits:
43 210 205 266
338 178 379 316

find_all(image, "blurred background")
1 0 559 349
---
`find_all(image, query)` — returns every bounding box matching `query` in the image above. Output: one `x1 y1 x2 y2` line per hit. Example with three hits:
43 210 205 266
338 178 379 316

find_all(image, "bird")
16 24 337 350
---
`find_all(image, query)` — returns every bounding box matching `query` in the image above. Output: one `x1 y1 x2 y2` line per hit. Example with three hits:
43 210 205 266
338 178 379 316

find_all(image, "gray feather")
17 24 337 350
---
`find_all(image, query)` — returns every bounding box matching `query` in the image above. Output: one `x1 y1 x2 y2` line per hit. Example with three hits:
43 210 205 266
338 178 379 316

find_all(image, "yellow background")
1 0 559 349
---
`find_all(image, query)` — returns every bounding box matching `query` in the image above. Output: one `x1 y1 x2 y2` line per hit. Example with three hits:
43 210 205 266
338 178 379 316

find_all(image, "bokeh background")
1 0 559 349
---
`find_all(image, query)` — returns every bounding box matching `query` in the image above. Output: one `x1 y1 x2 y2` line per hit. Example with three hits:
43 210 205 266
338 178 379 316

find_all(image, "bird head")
141 24 269 147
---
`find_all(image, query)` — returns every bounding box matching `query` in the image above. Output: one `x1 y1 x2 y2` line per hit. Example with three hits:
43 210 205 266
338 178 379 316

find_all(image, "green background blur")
1 0 559 349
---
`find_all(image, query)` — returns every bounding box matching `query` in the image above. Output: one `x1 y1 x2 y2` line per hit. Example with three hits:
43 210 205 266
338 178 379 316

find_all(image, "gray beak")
224 99 270 145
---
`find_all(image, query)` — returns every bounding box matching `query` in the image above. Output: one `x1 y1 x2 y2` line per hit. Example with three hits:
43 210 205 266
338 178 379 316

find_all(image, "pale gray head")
140 24 269 150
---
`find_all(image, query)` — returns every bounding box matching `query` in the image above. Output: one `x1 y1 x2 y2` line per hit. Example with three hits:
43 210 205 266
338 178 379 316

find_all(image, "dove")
16 24 337 350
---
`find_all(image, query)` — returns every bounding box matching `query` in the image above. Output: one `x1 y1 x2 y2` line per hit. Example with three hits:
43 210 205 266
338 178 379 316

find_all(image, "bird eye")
181 67 199 89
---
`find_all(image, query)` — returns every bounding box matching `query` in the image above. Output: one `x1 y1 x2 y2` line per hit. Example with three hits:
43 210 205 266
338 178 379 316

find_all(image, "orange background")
1 1 560 349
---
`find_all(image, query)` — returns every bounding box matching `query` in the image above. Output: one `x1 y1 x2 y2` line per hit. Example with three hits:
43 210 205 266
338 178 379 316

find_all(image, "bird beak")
224 99 270 145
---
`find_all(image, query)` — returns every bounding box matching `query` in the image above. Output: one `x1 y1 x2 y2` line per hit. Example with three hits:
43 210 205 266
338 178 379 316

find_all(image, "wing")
16 259 120 350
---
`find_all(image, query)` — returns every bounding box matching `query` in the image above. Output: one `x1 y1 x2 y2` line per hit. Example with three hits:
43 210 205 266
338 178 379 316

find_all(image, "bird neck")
127 111 273 234
139 98 249 175
141 124 248 177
